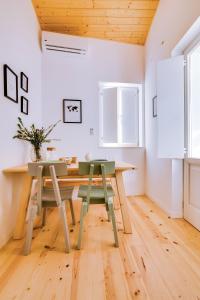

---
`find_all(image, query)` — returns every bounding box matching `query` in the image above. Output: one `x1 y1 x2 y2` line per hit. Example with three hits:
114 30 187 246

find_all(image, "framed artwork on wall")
3 64 18 103
152 95 157 118
21 72 28 92
63 99 82 123
21 96 29 115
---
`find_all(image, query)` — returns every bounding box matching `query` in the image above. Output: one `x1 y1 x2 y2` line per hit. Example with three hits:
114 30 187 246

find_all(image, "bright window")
99 82 143 147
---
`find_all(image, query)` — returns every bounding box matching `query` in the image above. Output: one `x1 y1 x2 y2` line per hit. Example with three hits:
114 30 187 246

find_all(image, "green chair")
23 162 75 255
77 161 119 249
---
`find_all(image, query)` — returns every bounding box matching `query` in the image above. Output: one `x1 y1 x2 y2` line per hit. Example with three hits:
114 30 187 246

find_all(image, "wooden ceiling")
32 0 159 45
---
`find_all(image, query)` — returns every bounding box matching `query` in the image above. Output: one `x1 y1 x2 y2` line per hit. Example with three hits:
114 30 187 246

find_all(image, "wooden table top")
3 161 136 174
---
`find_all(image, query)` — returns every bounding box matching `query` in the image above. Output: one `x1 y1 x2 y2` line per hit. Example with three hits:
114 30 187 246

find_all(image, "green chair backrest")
28 161 68 177
79 161 115 176
78 161 115 204
28 162 68 215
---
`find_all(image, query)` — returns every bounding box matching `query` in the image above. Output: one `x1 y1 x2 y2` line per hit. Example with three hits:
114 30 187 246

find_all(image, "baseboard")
169 210 183 219
126 193 145 198
0 232 12 249
144 193 183 219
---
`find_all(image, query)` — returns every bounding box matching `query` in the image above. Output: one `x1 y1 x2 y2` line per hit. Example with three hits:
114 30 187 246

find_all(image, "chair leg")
69 199 76 225
23 204 37 255
42 208 47 227
107 211 111 222
106 203 111 221
59 203 71 253
108 199 119 247
77 202 87 250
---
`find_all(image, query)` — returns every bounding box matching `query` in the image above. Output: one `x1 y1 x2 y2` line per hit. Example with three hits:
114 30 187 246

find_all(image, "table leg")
115 171 132 234
110 178 120 210
13 174 32 239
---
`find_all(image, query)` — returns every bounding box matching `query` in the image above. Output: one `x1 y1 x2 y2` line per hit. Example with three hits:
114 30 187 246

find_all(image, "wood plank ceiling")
32 0 159 45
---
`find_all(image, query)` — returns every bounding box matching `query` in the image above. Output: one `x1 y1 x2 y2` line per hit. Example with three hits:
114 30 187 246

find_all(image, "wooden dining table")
3 161 135 239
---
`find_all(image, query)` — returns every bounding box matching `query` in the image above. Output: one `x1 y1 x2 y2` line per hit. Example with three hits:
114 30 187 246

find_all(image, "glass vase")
31 145 45 162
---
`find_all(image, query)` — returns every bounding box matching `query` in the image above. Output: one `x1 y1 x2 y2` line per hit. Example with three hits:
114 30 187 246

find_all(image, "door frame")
169 18 200 221
184 158 200 230
183 38 200 226
184 37 200 159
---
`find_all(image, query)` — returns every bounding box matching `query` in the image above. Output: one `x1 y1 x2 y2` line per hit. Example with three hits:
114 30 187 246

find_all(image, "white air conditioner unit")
42 31 88 57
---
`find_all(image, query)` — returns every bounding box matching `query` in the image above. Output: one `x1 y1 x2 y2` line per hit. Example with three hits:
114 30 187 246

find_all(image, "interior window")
99 82 143 147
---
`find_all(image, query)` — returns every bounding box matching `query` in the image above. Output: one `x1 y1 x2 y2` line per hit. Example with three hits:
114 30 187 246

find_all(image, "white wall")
145 0 200 214
0 0 42 247
42 34 145 195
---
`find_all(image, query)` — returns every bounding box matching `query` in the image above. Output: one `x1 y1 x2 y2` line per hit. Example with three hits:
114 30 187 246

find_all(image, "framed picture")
152 96 157 118
21 96 29 115
3 64 18 103
63 99 82 123
21 72 28 92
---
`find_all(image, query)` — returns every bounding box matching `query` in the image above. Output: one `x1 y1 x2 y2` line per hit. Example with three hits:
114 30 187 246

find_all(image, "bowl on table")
71 156 78 163
59 157 72 165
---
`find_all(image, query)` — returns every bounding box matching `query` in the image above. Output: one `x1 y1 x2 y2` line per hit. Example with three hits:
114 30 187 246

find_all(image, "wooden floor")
1 196 200 300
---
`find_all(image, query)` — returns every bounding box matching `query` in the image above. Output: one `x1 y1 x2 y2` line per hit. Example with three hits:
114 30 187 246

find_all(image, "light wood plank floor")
1 196 200 300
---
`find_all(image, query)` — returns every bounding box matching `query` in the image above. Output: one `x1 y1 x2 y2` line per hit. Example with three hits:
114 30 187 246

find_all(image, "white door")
184 159 200 230
184 42 200 230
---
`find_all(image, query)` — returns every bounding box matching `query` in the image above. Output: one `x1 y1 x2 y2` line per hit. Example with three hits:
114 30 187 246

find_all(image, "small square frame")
21 72 28 92
21 96 29 115
3 64 18 103
63 99 82 123
152 96 157 118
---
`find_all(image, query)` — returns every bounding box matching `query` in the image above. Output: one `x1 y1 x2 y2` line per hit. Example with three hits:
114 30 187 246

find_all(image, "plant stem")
34 146 41 161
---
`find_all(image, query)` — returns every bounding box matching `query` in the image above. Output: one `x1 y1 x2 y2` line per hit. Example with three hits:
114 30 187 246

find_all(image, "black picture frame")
63 99 82 123
21 96 29 115
3 64 18 103
152 96 157 118
21 72 28 92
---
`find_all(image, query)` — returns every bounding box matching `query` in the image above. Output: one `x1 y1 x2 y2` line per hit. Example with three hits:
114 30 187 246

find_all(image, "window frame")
184 37 200 158
99 82 143 148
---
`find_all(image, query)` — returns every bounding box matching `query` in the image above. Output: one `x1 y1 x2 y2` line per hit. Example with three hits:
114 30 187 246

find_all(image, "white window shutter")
120 87 139 145
157 55 185 158
101 87 118 144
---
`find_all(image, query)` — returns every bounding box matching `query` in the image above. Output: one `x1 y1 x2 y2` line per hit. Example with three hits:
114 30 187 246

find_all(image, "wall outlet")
90 128 94 135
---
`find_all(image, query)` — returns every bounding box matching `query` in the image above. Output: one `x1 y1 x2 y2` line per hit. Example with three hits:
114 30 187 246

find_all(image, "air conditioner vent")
42 31 88 57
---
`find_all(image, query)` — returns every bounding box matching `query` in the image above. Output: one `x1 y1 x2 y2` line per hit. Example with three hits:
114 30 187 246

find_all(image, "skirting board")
144 194 183 219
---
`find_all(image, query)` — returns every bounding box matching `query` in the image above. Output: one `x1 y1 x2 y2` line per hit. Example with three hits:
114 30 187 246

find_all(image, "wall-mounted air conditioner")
42 31 88 57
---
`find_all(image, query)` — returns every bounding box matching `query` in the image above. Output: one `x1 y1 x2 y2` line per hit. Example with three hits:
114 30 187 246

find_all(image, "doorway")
184 42 200 230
